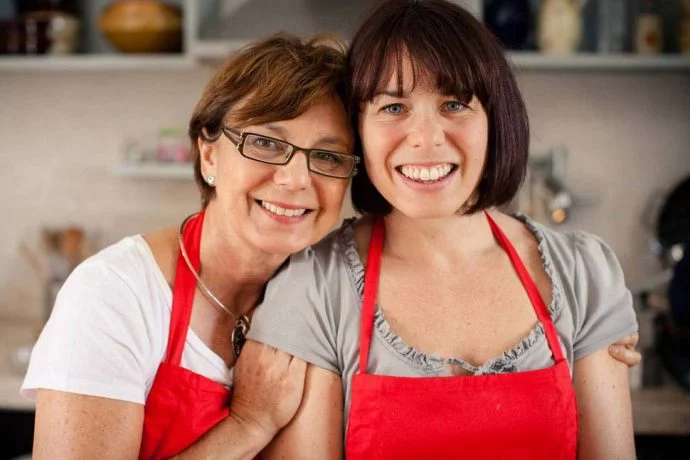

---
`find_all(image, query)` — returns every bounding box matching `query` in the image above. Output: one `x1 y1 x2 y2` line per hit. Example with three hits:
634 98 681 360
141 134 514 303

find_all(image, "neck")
382 208 497 267
193 204 289 316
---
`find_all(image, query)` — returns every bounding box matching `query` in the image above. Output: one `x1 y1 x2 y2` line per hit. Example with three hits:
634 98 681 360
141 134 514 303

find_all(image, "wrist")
229 411 277 449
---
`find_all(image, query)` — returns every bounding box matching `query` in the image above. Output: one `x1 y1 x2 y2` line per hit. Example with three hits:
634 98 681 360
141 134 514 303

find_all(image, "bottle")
597 0 628 53
634 0 663 54
537 0 585 55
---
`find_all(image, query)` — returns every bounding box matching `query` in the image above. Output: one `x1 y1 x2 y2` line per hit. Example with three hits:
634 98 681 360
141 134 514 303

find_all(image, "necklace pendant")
232 315 250 357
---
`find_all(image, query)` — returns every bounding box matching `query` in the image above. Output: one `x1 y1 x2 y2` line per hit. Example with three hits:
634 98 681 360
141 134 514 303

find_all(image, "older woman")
250 1 639 459
21 34 358 459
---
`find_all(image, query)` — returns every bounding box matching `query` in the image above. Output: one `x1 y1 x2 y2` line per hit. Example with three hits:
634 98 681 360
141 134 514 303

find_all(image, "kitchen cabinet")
2 0 690 72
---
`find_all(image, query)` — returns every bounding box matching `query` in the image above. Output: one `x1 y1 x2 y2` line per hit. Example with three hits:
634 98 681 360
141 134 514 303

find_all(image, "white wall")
1 69 689 322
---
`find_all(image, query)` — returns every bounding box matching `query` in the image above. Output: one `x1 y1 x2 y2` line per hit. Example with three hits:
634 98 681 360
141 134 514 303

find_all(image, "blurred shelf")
507 52 690 71
3 50 689 72
112 163 194 180
631 385 690 435
191 40 251 62
0 55 196 72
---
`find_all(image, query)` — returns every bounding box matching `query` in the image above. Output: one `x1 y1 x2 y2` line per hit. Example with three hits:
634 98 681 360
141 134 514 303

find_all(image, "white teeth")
400 164 453 182
260 201 307 217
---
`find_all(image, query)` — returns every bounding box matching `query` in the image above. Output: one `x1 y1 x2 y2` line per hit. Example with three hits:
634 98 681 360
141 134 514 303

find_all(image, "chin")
392 200 466 220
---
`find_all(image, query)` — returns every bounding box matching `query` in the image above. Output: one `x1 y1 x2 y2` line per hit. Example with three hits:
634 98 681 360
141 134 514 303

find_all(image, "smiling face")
199 95 354 256
359 59 489 220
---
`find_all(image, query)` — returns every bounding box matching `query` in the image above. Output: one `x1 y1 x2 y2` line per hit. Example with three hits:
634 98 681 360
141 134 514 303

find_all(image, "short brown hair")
189 33 348 207
348 0 529 215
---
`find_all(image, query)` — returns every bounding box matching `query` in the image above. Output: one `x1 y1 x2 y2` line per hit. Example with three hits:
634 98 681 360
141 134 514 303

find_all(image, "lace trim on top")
339 213 563 375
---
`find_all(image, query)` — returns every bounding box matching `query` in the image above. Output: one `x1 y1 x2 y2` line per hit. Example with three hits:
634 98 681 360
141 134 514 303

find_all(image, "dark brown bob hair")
348 0 529 216
189 33 348 207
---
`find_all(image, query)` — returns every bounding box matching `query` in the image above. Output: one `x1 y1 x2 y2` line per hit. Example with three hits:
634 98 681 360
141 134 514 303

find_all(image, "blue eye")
444 101 464 112
382 104 405 115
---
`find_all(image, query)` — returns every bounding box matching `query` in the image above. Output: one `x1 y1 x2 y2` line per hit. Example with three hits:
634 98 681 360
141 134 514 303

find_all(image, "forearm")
174 414 274 460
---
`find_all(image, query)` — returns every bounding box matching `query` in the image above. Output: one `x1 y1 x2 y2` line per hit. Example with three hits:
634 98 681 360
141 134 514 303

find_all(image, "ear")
198 128 218 179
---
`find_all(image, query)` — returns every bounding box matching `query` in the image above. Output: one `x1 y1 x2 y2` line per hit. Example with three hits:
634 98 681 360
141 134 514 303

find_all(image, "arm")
573 348 636 460
261 364 344 460
176 340 308 460
33 390 144 460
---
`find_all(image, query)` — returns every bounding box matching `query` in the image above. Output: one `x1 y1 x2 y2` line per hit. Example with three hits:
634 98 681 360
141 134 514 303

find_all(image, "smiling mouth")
256 200 313 217
396 163 458 183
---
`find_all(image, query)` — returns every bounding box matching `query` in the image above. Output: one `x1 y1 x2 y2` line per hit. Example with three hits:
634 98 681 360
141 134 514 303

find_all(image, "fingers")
613 332 639 348
608 344 642 367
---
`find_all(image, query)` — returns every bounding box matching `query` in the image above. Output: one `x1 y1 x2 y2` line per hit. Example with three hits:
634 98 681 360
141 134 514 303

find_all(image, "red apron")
139 211 232 460
345 212 578 459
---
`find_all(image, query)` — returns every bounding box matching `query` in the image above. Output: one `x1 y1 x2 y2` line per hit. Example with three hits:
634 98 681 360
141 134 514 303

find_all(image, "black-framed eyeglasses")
221 127 359 179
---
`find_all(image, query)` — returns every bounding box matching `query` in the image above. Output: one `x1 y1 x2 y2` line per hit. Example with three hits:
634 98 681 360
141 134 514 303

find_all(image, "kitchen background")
1 0 689 458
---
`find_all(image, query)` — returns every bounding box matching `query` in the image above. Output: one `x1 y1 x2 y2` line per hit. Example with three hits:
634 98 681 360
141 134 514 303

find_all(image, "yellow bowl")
98 0 182 53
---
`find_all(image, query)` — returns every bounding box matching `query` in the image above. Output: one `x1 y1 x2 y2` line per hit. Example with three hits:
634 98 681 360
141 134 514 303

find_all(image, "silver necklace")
178 213 252 358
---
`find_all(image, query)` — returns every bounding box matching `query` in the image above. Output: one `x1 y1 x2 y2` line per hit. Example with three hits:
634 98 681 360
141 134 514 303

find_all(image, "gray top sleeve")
570 231 638 360
248 245 341 374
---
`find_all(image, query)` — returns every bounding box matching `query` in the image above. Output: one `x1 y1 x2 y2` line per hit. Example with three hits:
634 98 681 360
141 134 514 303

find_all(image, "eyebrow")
264 125 350 151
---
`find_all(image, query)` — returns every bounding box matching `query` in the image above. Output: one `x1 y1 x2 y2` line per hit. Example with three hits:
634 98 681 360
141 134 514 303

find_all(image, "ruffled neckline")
339 213 562 375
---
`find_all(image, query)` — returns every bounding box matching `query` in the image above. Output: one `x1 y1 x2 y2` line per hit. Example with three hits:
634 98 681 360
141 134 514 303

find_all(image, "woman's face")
200 96 354 256
359 61 489 219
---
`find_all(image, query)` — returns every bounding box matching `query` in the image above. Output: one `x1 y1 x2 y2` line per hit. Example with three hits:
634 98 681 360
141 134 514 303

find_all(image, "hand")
230 340 307 442
608 332 641 367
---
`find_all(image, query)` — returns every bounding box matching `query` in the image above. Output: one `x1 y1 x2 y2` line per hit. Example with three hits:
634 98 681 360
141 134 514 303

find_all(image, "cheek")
317 180 348 212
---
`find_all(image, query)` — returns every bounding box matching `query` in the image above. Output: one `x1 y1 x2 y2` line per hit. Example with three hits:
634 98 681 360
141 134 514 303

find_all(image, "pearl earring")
206 175 215 186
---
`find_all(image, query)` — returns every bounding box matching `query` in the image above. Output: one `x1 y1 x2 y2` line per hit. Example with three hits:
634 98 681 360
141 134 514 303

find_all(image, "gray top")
248 214 638 427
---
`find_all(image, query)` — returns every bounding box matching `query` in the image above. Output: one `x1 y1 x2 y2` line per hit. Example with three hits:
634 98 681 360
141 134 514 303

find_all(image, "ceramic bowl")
98 0 182 53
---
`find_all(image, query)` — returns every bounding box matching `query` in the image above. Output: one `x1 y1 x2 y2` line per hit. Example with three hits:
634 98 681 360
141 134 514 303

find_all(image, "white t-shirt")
21 235 233 405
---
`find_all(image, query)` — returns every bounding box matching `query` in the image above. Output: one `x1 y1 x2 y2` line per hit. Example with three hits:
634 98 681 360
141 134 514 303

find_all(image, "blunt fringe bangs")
348 0 530 216
189 33 348 207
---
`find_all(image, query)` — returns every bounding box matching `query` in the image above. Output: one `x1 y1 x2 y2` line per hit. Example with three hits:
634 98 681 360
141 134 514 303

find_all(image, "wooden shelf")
0 55 196 72
112 163 194 180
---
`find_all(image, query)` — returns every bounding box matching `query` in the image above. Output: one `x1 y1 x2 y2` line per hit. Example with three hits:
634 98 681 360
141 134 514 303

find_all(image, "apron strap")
165 211 205 365
484 211 566 363
358 216 385 374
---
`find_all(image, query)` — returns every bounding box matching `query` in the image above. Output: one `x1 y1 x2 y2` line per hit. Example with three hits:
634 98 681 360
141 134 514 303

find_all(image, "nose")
407 112 445 149
273 150 312 190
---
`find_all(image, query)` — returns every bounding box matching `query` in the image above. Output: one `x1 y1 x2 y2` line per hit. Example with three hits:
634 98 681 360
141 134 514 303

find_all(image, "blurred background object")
483 0 533 50
98 0 183 53
682 0 690 53
537 0 585 54
635 0 663 53
0 0 80 54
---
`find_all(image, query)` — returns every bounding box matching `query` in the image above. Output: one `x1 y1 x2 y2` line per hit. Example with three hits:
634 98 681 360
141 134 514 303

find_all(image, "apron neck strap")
358 216 385 374
484 211 565 363
165 211 205 365
358 212 566 374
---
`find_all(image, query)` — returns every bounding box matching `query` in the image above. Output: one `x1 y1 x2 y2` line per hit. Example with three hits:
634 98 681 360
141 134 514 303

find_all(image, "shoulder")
284 218 357 278
68 235 162 299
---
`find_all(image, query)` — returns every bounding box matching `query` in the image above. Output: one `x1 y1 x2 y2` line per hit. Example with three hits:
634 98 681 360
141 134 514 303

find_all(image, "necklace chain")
178 213 254 358
178 213 245 320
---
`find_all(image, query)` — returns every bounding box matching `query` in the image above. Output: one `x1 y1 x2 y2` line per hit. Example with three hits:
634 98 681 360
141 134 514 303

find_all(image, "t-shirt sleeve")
21 259 153 404
571 231 638 360
248 248 340 374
